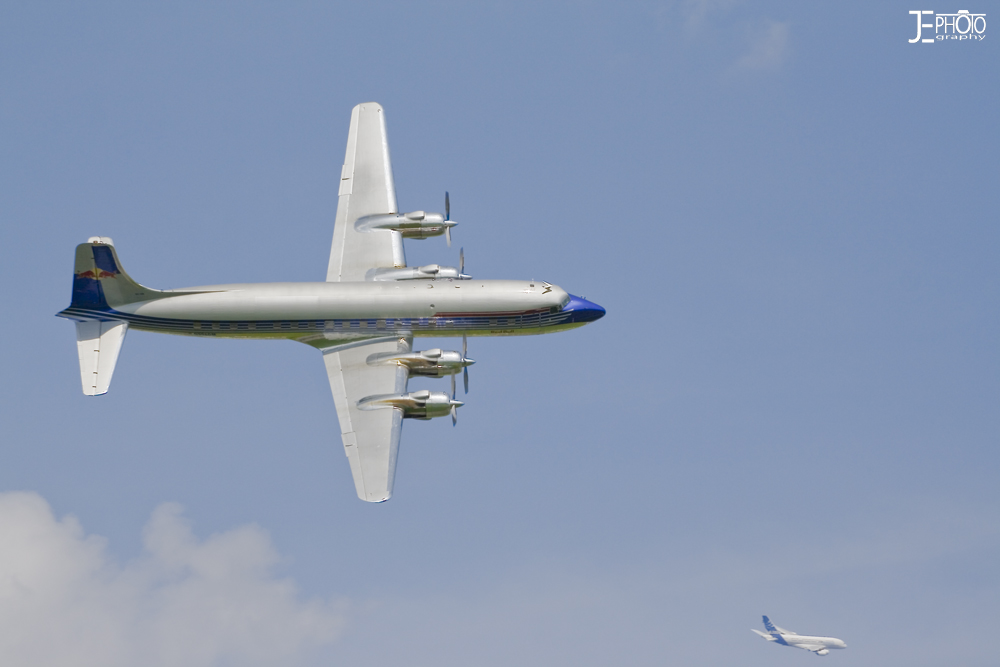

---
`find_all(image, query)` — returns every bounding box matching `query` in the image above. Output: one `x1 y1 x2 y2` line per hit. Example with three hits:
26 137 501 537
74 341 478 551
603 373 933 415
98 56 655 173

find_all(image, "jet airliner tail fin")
763 616 795 635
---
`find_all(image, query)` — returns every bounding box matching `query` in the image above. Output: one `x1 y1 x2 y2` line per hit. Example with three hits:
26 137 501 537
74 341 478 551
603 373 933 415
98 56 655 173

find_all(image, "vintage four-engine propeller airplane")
57 102 605 502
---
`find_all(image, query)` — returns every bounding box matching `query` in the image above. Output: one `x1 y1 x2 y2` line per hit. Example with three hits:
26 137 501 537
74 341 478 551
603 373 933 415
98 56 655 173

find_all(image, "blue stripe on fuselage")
57 306 587 332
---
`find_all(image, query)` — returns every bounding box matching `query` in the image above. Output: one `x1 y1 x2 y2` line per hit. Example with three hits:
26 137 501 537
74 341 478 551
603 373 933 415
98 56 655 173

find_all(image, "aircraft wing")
321 337 411 502
798 644 827 653
326 102 406 282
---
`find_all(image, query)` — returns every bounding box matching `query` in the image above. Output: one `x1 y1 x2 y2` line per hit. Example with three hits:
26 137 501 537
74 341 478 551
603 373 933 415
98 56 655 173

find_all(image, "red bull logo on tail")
75 268 118 280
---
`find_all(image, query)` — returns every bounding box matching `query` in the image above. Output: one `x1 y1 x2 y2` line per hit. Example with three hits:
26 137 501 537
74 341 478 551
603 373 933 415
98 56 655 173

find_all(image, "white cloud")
736 20 790 71
0 492 345 667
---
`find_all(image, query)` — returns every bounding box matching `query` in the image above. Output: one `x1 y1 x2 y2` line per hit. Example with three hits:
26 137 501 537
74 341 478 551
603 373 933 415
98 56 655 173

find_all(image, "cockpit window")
551 296 571 314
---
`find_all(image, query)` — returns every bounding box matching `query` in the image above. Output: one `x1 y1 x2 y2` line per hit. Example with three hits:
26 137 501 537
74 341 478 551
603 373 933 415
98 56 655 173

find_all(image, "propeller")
449 334 472 425
445 191 452 247
459 247 464 276
462 333 469 394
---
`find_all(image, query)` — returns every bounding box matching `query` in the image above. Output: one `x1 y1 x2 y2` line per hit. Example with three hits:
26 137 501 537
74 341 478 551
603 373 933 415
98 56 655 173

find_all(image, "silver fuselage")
77 278 603 345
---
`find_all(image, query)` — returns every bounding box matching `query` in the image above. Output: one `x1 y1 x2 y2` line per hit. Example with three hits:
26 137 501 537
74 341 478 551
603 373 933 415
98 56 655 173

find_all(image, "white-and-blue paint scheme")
57 102 605 502
752 616 847 656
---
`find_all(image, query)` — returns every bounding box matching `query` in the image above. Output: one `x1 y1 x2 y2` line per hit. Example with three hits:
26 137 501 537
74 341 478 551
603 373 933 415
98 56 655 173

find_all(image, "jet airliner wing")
322 337 412 502
799 644 827 653
326 102 405 283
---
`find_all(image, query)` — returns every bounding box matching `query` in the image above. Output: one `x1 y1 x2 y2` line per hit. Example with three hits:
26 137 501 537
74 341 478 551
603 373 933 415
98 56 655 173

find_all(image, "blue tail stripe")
92 245 119 273
71 277 110 309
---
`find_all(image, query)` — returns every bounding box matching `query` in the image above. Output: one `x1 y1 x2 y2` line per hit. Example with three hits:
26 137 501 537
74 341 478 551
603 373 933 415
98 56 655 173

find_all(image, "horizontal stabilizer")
751 629 777 641
75 320 128 395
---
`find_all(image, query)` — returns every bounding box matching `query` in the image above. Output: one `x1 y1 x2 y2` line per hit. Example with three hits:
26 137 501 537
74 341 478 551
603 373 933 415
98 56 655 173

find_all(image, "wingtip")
357 488 392 503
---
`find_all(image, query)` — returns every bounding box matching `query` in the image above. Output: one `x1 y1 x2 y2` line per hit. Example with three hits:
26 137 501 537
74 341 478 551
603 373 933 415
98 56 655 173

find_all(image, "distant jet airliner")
57 102 605 502
752 616 847 656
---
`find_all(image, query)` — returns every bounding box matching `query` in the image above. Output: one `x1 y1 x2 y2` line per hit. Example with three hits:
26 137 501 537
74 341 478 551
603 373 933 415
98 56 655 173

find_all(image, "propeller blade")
459 247 464 275
462 334 469 393
451 404 457 426
451 373 456 400
445 225 452 248
445 191 450 221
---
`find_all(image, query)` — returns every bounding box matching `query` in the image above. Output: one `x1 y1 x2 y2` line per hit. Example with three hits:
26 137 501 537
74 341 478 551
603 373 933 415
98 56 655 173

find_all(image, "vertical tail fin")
58 237 159 395
64 237 161 312
763 616 778 633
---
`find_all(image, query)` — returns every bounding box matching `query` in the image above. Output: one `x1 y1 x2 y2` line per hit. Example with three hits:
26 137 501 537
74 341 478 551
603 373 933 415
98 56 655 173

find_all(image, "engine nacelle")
355 211 456 240
367 348 475 378
357 389 463 420
366 264 471 281
815 649 829 656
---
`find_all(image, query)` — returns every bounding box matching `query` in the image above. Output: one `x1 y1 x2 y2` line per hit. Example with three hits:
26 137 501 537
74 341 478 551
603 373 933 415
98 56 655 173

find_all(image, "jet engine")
357 389 462 421
815 649 829 656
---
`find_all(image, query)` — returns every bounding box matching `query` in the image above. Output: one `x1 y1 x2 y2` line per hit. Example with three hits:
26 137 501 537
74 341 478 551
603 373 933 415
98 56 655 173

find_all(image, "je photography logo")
909 10 986 42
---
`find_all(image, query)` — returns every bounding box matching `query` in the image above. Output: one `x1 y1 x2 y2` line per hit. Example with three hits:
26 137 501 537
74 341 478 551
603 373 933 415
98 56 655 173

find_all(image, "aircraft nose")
565 294 606 323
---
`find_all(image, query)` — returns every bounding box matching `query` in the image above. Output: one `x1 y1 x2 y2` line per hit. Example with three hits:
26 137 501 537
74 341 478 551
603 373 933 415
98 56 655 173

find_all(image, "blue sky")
1 2 997 665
